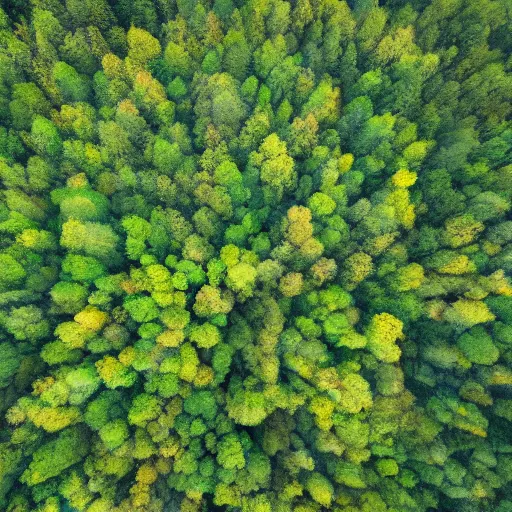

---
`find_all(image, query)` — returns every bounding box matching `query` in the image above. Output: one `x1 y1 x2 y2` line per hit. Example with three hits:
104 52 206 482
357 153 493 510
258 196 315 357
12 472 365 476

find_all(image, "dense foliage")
0 0 511 510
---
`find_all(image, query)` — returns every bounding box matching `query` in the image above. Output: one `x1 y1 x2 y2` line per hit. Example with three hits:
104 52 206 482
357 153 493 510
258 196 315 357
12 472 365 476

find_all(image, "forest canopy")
0 0 511 511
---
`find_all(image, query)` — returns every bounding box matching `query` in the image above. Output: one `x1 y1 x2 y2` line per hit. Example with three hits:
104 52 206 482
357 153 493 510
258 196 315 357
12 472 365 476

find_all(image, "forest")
0 0 511 510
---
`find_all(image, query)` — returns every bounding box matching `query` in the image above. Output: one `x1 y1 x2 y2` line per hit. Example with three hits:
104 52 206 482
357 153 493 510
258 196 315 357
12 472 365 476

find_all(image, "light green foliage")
308 192 336 217
128 393 161 426
50 282 88 314
161 305 190 330
301 78 340 124
165 42 194 78
336 373 373 413
30 116 62 158
0 254 25 290
305 472 333 507
227 386 268 427
99 419 129 450
53 62 90 102
334 461 366 489
9 83 50 130
61 254 106 282
184 390 217 421
0 342 20 387
3 305 49 342
457 327 499 365
375 458 399 477
96 356 136 389
65 365 100 404
217 433 245 470
127 26 161 65
256 133 296 192
124 295 159 323
21 427 89 486
0 1 511 511
444 299 496 328
153 137 182 175
226 262 257 298
365 313 403 363
60 219 119 261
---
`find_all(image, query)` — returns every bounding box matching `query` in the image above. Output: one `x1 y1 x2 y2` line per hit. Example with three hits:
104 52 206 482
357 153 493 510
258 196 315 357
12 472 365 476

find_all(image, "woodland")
0 0 511 511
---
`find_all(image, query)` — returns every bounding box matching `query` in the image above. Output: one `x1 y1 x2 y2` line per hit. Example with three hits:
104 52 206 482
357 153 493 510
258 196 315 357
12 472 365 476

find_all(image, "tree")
1 2 512 511
305 472 333 507
286 114 318 158
9 83 51 130
217 433 245 470
21 426 90 486
222 30 251 82
444 300 496 328
30 116 62 158
164 42 195 78
127 26 161 66
254 133 296 193
189 322 222 349
365 313 403 363
60 219 119 262
301 78 341 125
457 327 499 365
53 61 91 102
0 254 25 291
50 281 88 314
194 73 247 144
279 272 303 297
